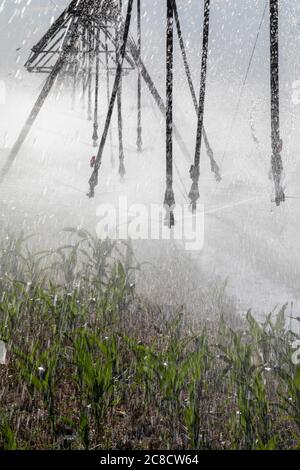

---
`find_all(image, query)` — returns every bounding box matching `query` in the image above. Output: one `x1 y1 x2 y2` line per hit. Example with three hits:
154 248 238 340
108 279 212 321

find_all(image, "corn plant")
72 328 121 441
14 340 61 438
218 324 272 449
184 333 211 449
0 414 17 450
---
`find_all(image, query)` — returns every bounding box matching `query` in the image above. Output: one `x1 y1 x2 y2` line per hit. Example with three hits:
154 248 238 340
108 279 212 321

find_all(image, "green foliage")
72 329 120 434
0 229 299 450
0 414 17 450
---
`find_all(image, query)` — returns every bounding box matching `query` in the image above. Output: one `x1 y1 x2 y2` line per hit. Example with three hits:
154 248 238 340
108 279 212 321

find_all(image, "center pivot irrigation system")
0 0 285 226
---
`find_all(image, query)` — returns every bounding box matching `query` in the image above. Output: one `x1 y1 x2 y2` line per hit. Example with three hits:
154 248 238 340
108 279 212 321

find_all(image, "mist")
1 0 300 321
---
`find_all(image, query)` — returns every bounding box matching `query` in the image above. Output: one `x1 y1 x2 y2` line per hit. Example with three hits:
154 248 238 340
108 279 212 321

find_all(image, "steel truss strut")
172 0 221 183
164 0 175 228
0 0 85 183
88 0 134 197
189 0 210 213
0 0 220 215
270 0 285 206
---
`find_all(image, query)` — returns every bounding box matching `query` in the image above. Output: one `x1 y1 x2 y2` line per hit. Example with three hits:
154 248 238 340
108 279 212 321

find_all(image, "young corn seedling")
218 325 272 449
14 340 61 439
72 328 121 442
0 414 17 450
184 333 211 450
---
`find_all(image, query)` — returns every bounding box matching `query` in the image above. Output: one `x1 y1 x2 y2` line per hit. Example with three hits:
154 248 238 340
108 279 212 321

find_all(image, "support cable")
136 0 143 152
87 29 93 120
92 26 100 147
81 28 87 110
104 18 115 168
220 0 268 169
116 0 126 179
